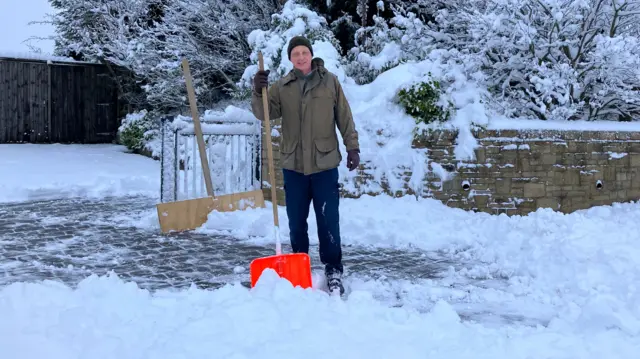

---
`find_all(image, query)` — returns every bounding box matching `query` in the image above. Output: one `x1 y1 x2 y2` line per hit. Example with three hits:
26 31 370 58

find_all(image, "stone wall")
261 119 640 215
414 129 640 215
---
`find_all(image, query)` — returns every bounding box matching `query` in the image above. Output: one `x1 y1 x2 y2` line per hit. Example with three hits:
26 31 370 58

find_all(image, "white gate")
159 113 262 202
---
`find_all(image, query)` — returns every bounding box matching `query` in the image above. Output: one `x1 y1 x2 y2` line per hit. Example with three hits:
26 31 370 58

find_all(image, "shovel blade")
156 196 216 233
156 189 266 233
250 253 312 289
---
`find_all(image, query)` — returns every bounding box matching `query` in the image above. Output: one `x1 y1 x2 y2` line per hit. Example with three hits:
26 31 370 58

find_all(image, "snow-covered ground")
1 269 638 359
1 144 640 358
0 144 160 203
1 0 639 355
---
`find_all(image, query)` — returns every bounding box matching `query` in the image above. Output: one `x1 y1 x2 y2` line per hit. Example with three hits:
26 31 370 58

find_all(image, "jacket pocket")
314 137 340 170
279 138 298 169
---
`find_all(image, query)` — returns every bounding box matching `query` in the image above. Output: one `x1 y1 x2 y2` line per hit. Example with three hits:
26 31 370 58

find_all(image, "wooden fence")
0 54 120 143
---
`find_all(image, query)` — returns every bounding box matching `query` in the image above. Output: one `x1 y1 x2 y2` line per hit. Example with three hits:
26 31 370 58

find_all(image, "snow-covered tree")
236 0 344 95
47 0 276 113
432 0 640 121
47 0 173 109
345 3 438 84
134 0 276 110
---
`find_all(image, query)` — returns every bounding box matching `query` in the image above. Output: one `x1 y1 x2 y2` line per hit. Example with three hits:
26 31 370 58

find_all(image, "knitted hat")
287 36 313 59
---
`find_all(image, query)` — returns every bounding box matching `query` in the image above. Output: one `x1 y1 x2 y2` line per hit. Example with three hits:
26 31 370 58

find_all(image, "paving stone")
0 195 457 292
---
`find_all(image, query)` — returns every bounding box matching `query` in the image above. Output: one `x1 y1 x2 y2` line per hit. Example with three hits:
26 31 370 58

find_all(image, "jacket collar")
282 57 326 85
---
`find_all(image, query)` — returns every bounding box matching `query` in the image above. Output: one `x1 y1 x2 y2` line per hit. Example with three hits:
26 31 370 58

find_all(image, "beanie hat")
287 36 313 59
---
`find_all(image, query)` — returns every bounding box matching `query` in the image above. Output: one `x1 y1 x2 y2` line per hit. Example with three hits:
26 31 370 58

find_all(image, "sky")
0 0 56 54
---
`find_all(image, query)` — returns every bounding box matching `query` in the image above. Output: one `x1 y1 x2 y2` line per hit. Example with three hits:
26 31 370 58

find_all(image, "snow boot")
326 273 344 296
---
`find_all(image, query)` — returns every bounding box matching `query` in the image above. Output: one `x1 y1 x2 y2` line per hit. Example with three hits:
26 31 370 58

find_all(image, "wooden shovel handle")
182 58 215 198
258 52 279 227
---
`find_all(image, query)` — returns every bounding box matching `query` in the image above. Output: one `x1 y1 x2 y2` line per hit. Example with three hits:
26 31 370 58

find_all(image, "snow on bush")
433 0 640 121
397 76 452 125
345 6 435 85
117 110 161 158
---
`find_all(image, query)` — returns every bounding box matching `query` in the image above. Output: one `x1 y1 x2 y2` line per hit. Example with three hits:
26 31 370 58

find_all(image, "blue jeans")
283 167 342 276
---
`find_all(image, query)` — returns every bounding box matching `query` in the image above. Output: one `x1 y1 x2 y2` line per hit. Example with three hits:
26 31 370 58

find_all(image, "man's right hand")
253 70 270 92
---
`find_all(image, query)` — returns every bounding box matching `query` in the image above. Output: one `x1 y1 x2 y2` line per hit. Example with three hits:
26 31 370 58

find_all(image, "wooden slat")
1 58 122 144
0 61 6 142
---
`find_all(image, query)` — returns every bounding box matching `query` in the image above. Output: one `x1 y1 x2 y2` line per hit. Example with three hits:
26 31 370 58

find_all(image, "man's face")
290 45 312 73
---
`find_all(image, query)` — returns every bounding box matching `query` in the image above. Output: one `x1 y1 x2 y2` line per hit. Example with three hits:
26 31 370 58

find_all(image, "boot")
326 272 344 296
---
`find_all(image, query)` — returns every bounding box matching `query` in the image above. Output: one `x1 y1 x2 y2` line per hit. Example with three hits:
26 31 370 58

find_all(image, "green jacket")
251 58 359 175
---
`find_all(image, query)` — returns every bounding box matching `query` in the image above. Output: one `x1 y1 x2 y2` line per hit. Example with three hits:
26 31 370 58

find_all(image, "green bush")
118 110 155 153
397 79 450 125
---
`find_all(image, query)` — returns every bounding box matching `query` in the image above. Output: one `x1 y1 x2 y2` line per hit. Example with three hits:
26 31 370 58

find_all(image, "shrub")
117 110 158 154
397 78 450 125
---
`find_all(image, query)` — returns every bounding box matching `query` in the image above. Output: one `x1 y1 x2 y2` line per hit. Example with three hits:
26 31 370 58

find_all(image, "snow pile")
0 144 160 203
1 272 639 359
191 194 640 335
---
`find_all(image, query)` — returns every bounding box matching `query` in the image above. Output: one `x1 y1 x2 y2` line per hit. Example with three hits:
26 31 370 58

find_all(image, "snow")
0 144 160 203
2 1 640 356
3 195 640 357
0 271 638 359
0 50 84 64
2 141 640 358
487 116 640 131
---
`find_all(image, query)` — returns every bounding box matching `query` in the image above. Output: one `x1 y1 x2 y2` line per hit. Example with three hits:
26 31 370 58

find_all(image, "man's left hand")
347 149 360 171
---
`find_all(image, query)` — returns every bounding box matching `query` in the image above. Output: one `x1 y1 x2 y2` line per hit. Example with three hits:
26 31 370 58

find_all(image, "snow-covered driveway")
1 143 639 358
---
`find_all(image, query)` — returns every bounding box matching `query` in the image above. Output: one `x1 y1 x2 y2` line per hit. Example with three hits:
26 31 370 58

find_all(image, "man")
251 35 360 295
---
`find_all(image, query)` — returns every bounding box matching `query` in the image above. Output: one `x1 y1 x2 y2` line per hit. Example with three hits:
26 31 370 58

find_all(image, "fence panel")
160 115 262 202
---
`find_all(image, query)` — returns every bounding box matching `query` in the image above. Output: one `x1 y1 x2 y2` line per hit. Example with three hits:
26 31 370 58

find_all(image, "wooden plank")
0 61 6 142
17 61 26 142
29 63 35 142
6 61 16 142
49 64 60 142
156 189 266 233
47 64 51 141
32 63 48 142
7 61 16 142
82 65 93 143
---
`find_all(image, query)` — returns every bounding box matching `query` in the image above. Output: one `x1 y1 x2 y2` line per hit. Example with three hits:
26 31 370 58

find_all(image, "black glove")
347 149 360 171
253 70 270 92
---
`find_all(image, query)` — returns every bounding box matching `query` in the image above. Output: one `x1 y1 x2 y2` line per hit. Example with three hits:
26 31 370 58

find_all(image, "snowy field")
1 143 639 358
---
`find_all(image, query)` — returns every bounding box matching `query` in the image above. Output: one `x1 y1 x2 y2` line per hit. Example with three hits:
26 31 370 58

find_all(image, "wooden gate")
0 55 119 144
159 114 262 203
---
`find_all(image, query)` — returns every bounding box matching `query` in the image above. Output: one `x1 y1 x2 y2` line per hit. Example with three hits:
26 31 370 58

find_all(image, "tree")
431 0 640 121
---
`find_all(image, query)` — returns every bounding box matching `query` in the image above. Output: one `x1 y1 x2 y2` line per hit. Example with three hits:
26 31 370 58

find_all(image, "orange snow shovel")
156 58 265 233
249 52 312 289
